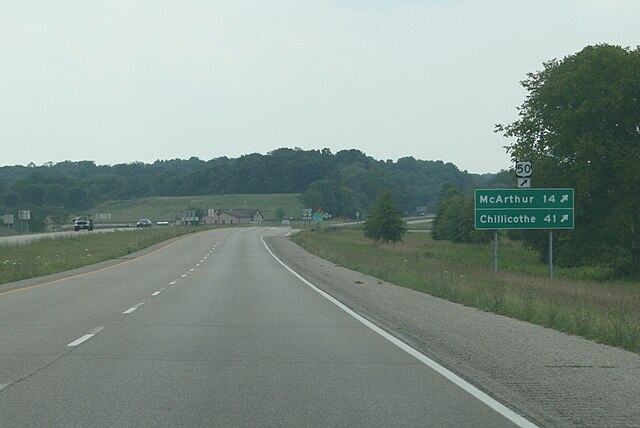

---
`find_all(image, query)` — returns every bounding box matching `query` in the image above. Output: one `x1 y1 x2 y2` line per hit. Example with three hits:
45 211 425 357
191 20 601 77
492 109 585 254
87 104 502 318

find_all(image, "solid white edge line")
261 236 538 428
67 334 94 347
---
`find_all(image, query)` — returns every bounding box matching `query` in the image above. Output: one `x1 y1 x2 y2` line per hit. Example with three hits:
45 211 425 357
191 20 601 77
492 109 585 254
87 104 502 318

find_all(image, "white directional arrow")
561 194 569 203
561 214 569 223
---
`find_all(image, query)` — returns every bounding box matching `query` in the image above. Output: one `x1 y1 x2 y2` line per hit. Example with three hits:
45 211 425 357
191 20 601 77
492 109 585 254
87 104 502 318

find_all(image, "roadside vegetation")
291 227 640 354
495 44 640 276
0 227 197 285
93 194 304 224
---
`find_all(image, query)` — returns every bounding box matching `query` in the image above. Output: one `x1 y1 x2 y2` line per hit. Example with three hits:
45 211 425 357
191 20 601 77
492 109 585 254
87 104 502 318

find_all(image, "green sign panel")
475 188 574 230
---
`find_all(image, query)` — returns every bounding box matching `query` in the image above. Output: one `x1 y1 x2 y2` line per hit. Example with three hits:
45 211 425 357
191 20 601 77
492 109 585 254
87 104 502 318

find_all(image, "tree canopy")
496 44 640 275
363 190 408 244
431 186 490 244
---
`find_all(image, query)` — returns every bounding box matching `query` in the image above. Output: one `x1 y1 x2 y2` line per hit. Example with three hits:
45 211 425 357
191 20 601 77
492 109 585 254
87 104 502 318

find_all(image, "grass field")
92 194 304 223
291 226 640 353
0 227 197 285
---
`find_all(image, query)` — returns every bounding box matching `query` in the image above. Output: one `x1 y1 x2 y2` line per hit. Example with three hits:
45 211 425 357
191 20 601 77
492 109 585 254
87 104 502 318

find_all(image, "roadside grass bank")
290 228 640 353
0 228 198 285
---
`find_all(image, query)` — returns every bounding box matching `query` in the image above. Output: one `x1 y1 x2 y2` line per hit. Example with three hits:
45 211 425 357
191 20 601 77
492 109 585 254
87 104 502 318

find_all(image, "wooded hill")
0 148 507 229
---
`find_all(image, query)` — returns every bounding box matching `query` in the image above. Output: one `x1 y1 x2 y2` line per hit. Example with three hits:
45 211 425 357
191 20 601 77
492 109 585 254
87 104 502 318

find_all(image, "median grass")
291 227 640 353
0 227 197 285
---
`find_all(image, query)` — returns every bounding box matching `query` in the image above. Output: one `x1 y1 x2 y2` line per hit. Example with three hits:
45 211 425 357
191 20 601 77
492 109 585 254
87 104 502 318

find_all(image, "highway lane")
0 228 526 427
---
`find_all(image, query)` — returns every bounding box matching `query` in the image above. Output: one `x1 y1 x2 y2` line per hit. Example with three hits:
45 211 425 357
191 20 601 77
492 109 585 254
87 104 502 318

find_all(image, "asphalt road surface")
0 227 526 427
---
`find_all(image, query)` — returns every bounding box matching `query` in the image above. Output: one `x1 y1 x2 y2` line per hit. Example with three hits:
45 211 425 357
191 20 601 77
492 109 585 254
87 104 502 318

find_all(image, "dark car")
136 218 152 228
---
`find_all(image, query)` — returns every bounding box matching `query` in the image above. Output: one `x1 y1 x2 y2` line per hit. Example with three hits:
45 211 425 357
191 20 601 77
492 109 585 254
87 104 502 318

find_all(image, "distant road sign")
302 208 312 221
18 210 31 221
474 188 574 230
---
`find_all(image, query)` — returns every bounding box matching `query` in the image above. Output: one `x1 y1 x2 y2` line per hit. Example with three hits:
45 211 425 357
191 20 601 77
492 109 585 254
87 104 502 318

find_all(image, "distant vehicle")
136 219 152 228
74 215 94 232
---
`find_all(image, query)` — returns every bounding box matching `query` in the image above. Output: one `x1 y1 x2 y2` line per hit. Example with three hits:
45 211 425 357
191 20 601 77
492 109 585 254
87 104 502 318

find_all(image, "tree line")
0 148 498 228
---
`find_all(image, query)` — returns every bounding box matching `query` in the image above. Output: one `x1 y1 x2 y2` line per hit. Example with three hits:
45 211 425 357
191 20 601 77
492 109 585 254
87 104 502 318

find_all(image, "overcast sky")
1 1 637 173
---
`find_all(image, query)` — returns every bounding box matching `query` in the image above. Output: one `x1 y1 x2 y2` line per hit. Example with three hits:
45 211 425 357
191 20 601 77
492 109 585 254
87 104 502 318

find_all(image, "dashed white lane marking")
70 241 225 349
261 236 538 428
67 334 95 347
153 287 166 296
67 327 104 347
0 383 9 391
123 301 146 313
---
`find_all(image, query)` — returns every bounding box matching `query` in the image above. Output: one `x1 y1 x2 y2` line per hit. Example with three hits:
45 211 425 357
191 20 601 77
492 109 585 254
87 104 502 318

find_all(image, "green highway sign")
475 188 574 230
475 208 574 229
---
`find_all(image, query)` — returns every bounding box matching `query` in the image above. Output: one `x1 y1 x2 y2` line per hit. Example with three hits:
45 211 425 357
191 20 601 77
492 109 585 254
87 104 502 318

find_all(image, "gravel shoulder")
266 234 640 427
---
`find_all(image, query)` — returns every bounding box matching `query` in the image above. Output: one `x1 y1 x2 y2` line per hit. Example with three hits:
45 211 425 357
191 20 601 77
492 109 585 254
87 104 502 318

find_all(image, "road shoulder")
265 234 640 427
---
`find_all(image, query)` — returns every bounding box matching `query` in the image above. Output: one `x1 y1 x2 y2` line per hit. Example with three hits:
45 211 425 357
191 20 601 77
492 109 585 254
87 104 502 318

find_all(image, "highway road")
0 227 527 427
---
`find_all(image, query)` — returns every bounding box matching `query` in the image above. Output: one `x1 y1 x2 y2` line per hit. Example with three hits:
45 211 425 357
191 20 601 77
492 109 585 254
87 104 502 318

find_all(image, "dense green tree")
496 44 640 274
18 182 46 206
300 180 355 217
1 191 20 209
43 184 65 207
431 187 490 244
66 187 90 211
363 190 407 244
339 162 383 212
